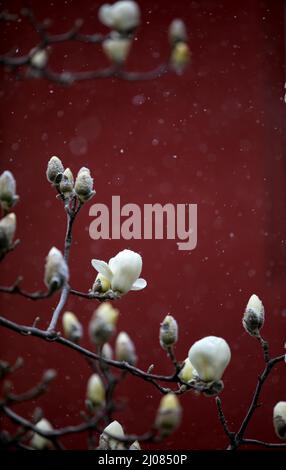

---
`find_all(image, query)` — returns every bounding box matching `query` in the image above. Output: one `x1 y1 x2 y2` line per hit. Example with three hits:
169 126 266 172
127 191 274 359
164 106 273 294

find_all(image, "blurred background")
0 0 285 450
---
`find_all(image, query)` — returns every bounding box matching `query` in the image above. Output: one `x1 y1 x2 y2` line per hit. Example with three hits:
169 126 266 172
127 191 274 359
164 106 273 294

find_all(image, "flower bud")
30 48 49 69
188 336 231 383
59 168 74 197
103 34 132 64
129 440 141 450
243 294 264 337
178 358 196 383
30 418 53 450
155 393 182 436
273 402 286 439
168 19 187 45
170 42 191 74
89 302 119 346
115 331 137 365
74 167 95 203
99 420 125 450
86 374 105 407
0 213 16 258
100 343 113 370
62 311 83 343
0 171 19 211
159 314 178 350
93 273 111 293
46 156 64 184
98 1 140 33
44 247 69 291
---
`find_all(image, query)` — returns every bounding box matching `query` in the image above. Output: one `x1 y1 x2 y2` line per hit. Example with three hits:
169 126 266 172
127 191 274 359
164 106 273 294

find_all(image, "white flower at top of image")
91 249 147 294
98 1 140 32
188 336 231 383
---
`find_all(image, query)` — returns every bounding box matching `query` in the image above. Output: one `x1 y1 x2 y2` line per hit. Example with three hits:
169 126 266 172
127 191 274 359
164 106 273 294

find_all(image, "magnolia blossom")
99 420 125 450
86 374 105 407
44 247 69 291
98 1 140 32
188 336 231 382
0 170 19 210
155 393 182 436
0 213 16 258
243 294 264 337
91 249 146 294
102 34 132 63
31 418 53 450
273 401 286 439
115 331 137 365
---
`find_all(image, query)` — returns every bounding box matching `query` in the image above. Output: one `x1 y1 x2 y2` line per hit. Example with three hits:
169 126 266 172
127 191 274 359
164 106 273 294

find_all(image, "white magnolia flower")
243 294 264 336
273 401 286 439
98 1 140 32
31 418 53 450
99 420 125 450
188 336 231 382
91 249 146 294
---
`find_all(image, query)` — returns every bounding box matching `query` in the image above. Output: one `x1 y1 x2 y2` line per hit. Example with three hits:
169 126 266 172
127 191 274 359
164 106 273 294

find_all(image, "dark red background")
0 0 285 450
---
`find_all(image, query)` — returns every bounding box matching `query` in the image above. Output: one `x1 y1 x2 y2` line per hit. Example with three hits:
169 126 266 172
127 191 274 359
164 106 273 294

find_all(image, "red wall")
0 0 285 450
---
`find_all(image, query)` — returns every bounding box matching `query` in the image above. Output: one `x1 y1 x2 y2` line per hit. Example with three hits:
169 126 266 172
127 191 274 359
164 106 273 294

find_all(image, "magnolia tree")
0 159 286 451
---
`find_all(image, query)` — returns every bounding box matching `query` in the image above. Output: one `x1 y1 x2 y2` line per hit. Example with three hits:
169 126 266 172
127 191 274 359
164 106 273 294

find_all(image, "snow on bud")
243 294 265 337
89 302 119 346
98 1 140 33
170 42 191 74
188 336 231 382
178 358 196 383
0 170 19 211
159 314 178 350
99 420 125 450
62 311 83 343
115 331 137 365
273 401 286 439
91 249 147 295
30 418 53 450
103 33 132 64
155 393 182 436
74 167 95 203
0 213 16 258
168 19 187 45
46 156 64 184
44 247 69 292
30 48 49 69
86 373 105 407
59 168 74 197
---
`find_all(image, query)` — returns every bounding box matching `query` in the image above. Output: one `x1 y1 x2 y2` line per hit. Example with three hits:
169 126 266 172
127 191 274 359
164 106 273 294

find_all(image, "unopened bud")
31 418 53 450
129 440 141 450
86 374 105 407
0 171 19 211
168 19 187 44
243 294 265 337
103 34 132 64
178 358 196 383
0 213 16 258
46 156 64 184
98 1 141 33
93 273 111 293
115 331 137 365
74 167 95 203
89 302 119 346
155 393 182 436
273 402 286 439
62 311 83 343
59 168 74 196
44 247 69 291
99 420 125 450
170 42 190 74
30 48 49 69
159 314 178 350
42 369 57 383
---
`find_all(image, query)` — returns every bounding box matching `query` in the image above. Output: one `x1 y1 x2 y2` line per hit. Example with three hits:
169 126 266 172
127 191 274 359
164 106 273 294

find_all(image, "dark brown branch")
0 277 52 300
241 438 286 448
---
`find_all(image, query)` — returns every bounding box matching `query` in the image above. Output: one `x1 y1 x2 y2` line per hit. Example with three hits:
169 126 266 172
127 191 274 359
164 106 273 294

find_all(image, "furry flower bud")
98 1 140 33
30 48 49 69
159 314 178 349
74 167 95 203
86 374 105 407
62 311 83 343
170 42 191 74
155 393 182 436
99 420 125 450
46 156 64 184
188 336 231 382
100 343 113 371
59 168 74 196
115 331 137 365
273 402 286 439
89 302 119 346
0 213 16 258
103 34 132 63
168 19 187 44
30 418 53 450
0 171 19 211
44 247 69 291
243 294 265 337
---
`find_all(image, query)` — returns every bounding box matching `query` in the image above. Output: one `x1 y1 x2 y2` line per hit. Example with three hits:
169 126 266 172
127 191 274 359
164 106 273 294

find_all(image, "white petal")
91 259 113 281
98 5 114 27
131 278 147 291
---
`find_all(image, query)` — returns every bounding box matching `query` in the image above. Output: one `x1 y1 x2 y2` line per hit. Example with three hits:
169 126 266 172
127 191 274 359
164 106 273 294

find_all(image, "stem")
46 283 70 332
